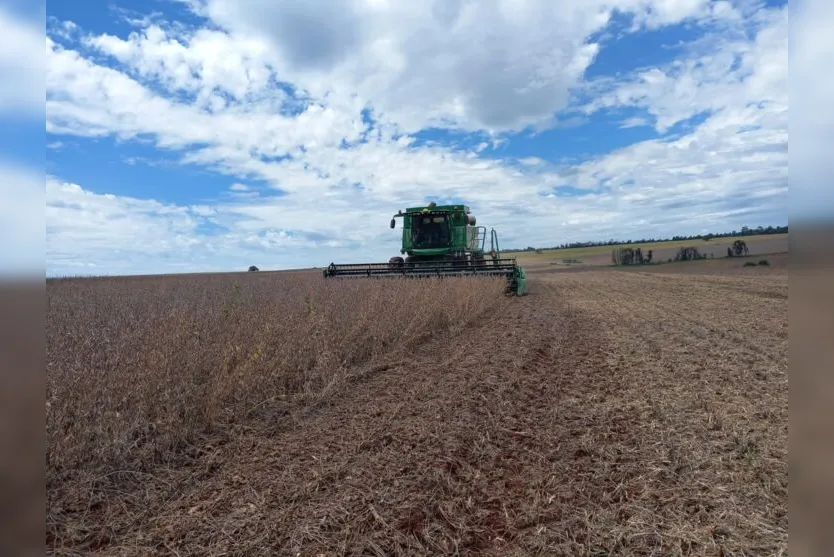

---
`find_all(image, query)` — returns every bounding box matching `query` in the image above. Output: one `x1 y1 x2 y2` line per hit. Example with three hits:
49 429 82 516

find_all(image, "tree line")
507 224 788 253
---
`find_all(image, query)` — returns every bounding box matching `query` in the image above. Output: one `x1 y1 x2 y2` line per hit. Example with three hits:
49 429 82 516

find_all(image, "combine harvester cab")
322 202 527 296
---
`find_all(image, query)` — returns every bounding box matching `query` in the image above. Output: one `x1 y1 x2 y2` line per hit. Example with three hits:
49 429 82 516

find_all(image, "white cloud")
620 117 649 128
187 0 744 134
628 0 713 29
581 6 787 134
518 157 545 167
47 178 200 255
47 37 366 167
83 25 276 108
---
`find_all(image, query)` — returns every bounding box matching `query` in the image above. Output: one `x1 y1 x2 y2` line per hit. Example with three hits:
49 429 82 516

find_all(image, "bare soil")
47 263 788 556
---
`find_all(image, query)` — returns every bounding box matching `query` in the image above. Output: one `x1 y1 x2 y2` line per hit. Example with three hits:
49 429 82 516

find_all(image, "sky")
0 0 822 276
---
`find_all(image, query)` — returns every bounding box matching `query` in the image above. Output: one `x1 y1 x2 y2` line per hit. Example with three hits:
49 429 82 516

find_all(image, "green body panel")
513 265 527 296
397 204 479 257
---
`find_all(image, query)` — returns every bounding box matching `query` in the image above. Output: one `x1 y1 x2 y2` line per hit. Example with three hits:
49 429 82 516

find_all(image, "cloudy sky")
3 0 805 275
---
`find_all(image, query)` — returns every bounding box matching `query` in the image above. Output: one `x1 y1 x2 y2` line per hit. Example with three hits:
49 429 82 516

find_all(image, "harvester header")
323 201 527 296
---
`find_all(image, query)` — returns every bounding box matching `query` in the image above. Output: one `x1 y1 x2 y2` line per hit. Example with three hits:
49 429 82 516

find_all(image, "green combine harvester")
322 202 527 296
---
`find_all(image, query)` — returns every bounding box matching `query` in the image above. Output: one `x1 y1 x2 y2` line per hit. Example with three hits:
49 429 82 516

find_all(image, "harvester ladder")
489 228 502 264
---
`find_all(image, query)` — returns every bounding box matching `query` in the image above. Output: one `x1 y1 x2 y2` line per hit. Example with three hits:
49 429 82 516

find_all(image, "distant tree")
732 240 749 256
248 265 259 272
532 223 786 252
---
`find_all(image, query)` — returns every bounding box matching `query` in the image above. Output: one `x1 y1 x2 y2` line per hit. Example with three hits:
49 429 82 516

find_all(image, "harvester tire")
388 256 405 269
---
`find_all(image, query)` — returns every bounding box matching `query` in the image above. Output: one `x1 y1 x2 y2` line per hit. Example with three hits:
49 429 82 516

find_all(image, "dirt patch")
47 268 788 556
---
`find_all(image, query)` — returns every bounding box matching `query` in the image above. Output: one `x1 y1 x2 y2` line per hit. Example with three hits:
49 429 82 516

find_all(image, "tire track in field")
563 270 787 369
534 270 788 556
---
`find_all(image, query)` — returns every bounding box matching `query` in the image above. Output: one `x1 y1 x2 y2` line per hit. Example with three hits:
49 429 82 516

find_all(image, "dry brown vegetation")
46 273 509 547
46 262 788 556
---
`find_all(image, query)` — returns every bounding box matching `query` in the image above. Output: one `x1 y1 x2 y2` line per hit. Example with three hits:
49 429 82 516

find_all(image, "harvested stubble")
46 272 509 529
46 267 788 556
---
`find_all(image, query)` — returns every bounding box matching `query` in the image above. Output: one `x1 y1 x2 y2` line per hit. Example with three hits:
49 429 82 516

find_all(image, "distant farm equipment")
674 246 707 261
611 247 653 266
322 202 527 296
726 240 750 258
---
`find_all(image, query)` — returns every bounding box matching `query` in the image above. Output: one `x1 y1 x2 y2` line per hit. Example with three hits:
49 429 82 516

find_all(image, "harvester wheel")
388 256 405 269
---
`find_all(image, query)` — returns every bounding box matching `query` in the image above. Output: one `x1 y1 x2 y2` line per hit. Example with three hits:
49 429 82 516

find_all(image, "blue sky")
1 0 807 275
